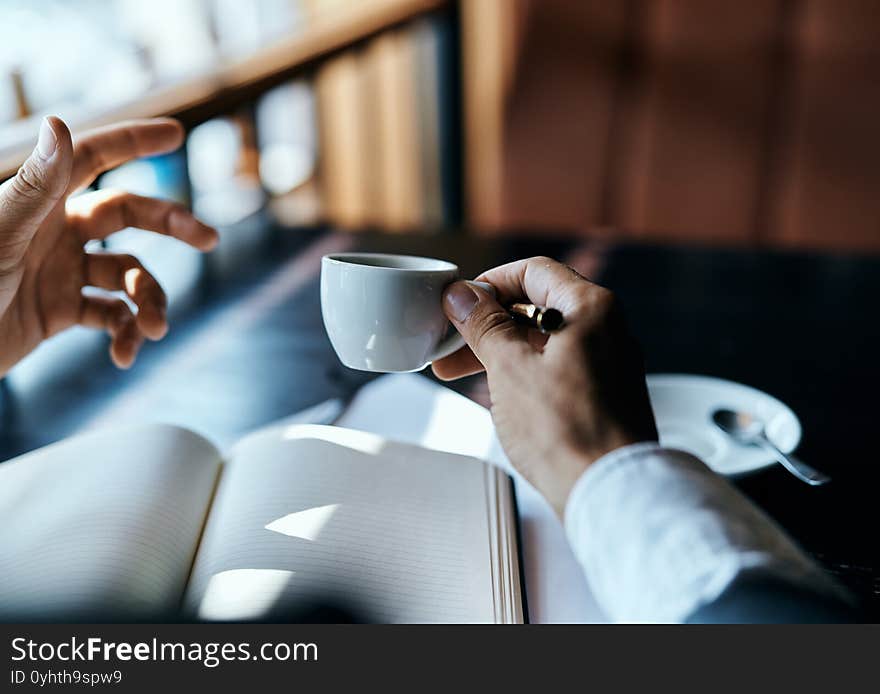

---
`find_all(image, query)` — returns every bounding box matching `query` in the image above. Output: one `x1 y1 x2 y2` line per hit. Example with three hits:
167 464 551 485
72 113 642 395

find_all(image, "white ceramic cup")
321 253 490 373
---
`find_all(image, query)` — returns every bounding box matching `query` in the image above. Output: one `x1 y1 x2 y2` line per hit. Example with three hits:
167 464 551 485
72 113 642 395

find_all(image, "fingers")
441 281 528 371
78 295 144 369
85 252 167 340
431 345 484 381
432 314 550 381
68 189 218 250
476 256 608 323
68 118 184 193
0 117 73 265
435 256 616 380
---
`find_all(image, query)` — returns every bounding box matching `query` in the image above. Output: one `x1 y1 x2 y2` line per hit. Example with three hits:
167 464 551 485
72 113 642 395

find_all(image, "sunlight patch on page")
264 503 340 542
280 424 385 455
197 569 294 621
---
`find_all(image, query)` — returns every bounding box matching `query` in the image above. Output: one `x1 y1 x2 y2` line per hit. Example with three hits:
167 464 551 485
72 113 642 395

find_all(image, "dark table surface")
2 223 878 618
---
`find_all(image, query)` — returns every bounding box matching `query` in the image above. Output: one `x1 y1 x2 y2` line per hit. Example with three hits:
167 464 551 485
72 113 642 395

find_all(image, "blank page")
184 425 497 623
0 425 221 620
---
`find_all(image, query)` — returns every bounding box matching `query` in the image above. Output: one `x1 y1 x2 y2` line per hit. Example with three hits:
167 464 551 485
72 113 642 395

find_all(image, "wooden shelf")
0 0 447 180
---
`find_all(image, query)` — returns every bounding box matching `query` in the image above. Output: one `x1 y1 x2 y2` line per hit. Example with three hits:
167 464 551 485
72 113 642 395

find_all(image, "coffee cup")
321 253 490 373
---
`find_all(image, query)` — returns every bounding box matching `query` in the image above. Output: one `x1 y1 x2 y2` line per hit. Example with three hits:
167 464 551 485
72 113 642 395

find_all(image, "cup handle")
428 281 495 363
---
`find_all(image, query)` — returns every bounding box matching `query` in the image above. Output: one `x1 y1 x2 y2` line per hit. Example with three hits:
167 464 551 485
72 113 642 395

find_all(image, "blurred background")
0 0 878 400
4 0 879 249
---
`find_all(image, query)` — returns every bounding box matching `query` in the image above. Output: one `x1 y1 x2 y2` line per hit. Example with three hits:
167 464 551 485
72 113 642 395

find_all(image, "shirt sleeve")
563 443 850 622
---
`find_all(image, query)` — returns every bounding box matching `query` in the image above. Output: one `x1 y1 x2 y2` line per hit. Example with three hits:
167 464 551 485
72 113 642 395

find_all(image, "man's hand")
433 257 657 517
0 116 217 375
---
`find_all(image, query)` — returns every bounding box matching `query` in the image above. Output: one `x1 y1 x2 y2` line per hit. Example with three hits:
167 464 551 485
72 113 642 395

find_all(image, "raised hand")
0 117 217 375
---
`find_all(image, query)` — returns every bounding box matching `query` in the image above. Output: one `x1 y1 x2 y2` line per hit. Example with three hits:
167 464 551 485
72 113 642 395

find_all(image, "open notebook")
0 423 523 623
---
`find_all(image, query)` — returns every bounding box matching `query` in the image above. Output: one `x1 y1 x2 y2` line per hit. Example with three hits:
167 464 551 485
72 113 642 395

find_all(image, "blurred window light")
256 81 317 197
80 50 152 109
212 0 264 57
259 143 313 196
211 0 305 56
188 118 265 227
116 0 216 81
0 74 19 126
0 0 151 116
257 81 317 156
188 119 242 192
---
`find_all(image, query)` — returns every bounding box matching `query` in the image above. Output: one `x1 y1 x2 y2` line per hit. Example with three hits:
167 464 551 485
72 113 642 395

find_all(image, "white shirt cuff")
564 443 843 622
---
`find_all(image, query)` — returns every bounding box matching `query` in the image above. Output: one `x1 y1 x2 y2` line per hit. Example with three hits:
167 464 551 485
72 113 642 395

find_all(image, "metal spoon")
711 408 830 486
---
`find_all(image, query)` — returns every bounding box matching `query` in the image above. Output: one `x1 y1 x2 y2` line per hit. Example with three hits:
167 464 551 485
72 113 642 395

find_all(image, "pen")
508 303 565 334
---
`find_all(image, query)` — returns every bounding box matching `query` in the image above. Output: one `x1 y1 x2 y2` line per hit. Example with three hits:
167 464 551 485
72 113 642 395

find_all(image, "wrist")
555 436 658 517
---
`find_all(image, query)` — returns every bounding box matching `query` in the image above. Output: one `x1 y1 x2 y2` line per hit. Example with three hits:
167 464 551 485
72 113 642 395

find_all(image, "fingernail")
36 118 57 160
444 282 479 322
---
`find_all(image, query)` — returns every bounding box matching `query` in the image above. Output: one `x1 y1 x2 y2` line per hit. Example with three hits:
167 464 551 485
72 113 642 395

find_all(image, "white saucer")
645 374 802 475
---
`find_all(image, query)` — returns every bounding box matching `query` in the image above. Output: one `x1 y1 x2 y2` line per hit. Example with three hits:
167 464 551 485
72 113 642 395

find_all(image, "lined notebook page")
0 425 221 620
184 425 496 623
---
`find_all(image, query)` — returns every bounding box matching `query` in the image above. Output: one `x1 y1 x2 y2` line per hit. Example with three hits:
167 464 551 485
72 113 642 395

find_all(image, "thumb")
0 116 73 254
442 280 523 367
